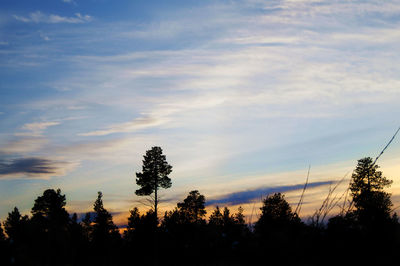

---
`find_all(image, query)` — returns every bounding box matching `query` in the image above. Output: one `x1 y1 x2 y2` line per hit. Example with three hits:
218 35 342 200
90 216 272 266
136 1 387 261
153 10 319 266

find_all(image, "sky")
0 0 400 226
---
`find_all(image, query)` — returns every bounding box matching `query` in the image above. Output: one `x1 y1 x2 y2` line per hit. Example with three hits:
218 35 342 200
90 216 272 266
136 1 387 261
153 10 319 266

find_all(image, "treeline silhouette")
1 154 400 265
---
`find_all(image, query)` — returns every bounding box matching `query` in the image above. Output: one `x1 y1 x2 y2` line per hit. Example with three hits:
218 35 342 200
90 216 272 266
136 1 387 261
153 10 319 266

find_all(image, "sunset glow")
1 0 399 226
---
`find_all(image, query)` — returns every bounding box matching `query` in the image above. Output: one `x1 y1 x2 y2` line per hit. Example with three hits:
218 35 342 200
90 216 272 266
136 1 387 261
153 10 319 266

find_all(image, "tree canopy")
1 156 399 265
135 146 172 218
92 191 119 242
255 193 301 235
0 222 5 242
31 188 69 225
349 157 394 227
3 207 29 242
177 190 207 224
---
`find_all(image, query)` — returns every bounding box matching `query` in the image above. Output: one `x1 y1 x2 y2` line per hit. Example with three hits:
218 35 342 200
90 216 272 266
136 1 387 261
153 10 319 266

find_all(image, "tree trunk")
154 188 158 220
154 180 159 266
154 176 158 221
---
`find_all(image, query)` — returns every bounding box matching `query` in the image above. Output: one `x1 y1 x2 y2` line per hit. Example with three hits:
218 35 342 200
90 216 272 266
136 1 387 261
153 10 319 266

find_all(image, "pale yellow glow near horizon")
107 154 400 227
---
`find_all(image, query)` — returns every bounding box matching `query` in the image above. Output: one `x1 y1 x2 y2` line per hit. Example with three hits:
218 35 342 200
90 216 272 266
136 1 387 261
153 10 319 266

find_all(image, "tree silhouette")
29 189 71 264
162 190 207 229
222 207 234 227
126 207 140 234
135 146 172 220
81 212 92 241
123 208 158 265
234 206 246 225
0 222 8 266
177 190 206 224
161 190 208 264
31 188 70 225
125 207 157 239
209 206 224 227
255 193 300 230
92 191 119 243
4 207 34 264
325 158 398 265
0 222 5 242
91 191 120 264
125 209 157 244
69 212 88 264
208 206 248 258
3 207 29 243
3 153 400 265
254 193 302 263
349 157 394 227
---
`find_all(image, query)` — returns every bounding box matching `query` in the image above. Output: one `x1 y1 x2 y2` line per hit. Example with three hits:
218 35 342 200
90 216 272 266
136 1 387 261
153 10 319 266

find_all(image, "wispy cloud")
79 116 166 136
17 121 60 137
67 105 86 110
22 121 60 131
2 0 400 220
62 0 77 5
0 157 76 179
39 31 50 41
14 11 92 24
0 138 47 155
53 135 159 164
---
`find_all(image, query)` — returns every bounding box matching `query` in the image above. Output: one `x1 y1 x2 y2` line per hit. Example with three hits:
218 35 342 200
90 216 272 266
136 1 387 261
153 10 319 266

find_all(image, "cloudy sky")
1 0 399 225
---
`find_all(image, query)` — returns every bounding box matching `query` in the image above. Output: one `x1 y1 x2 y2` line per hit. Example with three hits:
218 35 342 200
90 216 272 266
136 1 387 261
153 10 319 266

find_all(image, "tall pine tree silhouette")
135 146 172 220
349 157 394 228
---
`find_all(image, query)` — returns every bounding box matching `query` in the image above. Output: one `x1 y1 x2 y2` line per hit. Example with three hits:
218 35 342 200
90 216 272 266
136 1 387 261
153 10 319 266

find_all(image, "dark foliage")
207 206 250 262
161 190 209 264
123 208 158 265
254 193 304 264
135 146 172 219
3 207 29 243
350 157 394 228
176 190 207 224
30 189 73 264
324 157 399 265
254 192 302 238
1 157 400 265
0 223 5 242
0 221 9 266
92 192 120 241
90 191 121 265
